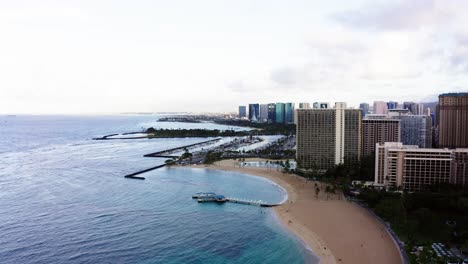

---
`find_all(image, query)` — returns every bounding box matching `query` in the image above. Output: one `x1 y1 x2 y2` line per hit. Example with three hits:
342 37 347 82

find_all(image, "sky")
1 0 467 114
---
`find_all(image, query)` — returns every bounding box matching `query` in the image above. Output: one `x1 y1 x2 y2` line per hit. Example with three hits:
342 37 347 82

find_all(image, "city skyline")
1 0 468 114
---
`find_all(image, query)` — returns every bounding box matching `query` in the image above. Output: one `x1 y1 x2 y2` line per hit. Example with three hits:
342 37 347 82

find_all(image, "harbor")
123 138 222 179
143 138 222 158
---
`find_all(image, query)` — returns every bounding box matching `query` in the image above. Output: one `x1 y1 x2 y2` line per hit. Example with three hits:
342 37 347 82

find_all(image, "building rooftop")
380 142 417 149
388 108 410 113
364 114 399 120
390 148 453 153
439 92 468 97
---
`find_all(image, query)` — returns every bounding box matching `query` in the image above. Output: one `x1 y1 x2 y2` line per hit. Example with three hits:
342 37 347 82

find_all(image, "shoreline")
177 158 402 264
268 209 321 264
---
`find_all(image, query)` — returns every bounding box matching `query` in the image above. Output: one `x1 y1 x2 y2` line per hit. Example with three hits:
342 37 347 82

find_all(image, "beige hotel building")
375 142 468 192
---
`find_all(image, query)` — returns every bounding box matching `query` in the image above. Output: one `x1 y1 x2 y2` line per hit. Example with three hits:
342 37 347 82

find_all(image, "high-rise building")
375 142 468 192
453 150 468 187
438 93 468 148
285 103 295 124
403 102 411 112
343 105 362 167
259 104 269 122
397 115 432 148
435 103 440 147
373 111 432 148
373 101 388 114
388 108 410 117
267 103 276 123
416 103 424 115
297 108 335 170
238 106 246 118
361 118 400 157
248 104 259 121
313 102 330 109
275 103 285 124
403 102 418 115
359 103 370 117
296 102 361 171
299 103 311 109
387 101 398 110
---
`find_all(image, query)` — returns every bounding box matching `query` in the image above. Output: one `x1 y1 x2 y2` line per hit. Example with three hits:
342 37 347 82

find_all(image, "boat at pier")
192 192 216 199
197 195 227 203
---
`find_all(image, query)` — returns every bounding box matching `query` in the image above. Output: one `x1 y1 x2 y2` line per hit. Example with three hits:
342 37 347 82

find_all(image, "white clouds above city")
0 0 467 114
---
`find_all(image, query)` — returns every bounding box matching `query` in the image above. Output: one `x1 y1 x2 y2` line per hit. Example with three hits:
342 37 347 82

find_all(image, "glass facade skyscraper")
259 104 269 122
248 104 259 121
396 115 432 148
359 103 369 117
267 103 276 123
285 103 295 124
238 106 246 118
387 101 398 109
275 103 285 124
403 102 418 115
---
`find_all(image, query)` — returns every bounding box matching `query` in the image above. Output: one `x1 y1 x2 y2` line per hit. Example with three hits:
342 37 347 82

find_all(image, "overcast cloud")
0 0 467 114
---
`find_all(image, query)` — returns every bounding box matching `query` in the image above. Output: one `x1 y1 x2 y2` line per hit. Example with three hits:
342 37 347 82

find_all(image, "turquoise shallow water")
0 115 318 263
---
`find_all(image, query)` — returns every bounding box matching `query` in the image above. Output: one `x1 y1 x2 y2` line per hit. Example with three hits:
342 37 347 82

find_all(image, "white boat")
192 192 216 199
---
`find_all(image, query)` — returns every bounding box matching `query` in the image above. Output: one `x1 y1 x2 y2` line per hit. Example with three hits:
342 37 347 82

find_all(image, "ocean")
0 115 318 264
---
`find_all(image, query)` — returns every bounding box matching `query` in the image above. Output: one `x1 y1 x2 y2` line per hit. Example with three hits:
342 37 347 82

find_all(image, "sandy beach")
182 158 402 264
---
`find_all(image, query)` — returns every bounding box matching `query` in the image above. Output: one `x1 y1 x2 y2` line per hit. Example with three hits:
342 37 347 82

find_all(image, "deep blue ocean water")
0 115 318 264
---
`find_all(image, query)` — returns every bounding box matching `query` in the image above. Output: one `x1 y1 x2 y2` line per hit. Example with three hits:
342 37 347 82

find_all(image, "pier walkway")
124 138 221 179
124 164 167 180
225 197 279 207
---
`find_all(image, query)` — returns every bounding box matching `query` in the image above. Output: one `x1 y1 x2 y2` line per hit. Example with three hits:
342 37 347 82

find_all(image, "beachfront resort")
3 1 468 263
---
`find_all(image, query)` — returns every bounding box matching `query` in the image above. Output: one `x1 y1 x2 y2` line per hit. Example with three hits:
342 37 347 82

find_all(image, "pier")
123 138 221 179
193 193 280 207
226 197 278 207
143 138 222 158
93 133 147 140
123 164 167 179
93 133 119 140
124 175 146 180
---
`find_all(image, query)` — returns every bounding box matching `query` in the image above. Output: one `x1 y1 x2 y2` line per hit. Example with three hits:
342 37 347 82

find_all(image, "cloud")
227 80 249 93
331 0 449 31
330 0 468 72
267 29 425 94
266 30 368 90
270 67 296 86
230 1 468 107
449 32 468 71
